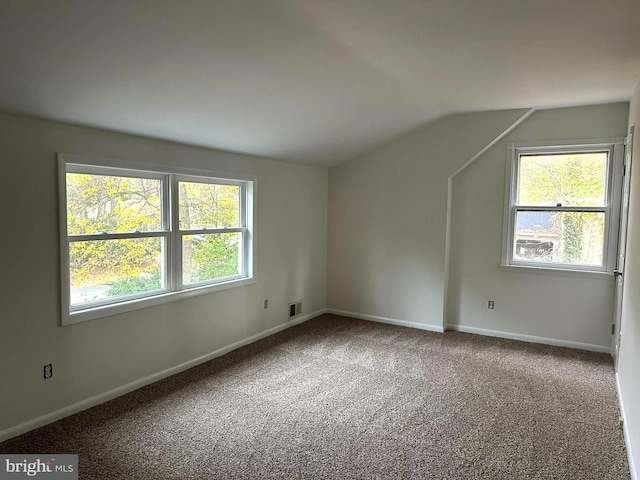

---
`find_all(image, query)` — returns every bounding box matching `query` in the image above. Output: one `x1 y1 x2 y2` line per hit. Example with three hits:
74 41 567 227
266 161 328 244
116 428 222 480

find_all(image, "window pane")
518 152 608 207
179 181 240 230
514 211 605 266
182 233 241 284
70 238 164 305
66 173 162 234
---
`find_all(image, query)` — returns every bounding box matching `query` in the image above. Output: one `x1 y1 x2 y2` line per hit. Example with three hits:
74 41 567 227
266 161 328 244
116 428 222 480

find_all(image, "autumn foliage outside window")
60 156 254 323
505 142 621 273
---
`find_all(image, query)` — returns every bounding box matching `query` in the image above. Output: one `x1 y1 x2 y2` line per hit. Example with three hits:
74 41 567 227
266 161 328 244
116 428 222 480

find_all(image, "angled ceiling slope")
0 0 639 167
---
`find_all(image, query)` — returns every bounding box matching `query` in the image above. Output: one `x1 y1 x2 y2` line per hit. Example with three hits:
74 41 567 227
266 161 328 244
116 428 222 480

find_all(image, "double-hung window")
59 154 255 324
503 140 623 273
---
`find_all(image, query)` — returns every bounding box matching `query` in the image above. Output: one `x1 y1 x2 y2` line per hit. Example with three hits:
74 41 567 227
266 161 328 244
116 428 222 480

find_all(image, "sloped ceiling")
0 0 638 167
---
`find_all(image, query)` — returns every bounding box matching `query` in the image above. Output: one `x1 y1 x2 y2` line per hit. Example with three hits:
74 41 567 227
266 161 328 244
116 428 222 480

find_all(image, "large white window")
59 154 255 324
502 140 623 274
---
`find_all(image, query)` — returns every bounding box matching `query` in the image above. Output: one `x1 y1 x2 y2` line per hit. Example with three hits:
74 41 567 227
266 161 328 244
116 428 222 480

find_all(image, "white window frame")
59 153 256 325
501 138 624 276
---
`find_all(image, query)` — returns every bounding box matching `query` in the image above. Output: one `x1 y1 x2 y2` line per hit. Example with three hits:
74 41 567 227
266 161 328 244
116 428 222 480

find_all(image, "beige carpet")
0 314 630 479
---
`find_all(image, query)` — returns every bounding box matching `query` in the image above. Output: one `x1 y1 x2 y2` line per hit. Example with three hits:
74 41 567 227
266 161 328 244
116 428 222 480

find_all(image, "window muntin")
60 156 255 324
505 142 621 273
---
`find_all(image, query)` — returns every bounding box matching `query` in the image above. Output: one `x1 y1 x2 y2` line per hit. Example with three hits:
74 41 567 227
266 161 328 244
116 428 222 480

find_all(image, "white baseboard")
327 308 444 333
0 309 326 443
617 372 637 480
446 324 611 353
326 310 606 352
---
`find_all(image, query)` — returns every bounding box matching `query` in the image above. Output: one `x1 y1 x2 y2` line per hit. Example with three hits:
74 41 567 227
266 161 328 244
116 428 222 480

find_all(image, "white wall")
328 103 628 343
328 109 531 329
0 113 328 437
448 103 629 349
618 79 640 480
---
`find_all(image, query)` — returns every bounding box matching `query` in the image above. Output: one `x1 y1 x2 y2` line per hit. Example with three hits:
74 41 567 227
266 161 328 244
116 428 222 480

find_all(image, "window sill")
499 264 614 280
63 276 256 325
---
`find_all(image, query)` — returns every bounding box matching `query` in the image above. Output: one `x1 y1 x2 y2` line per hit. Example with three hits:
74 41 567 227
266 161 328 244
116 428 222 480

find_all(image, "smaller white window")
502 140 623 273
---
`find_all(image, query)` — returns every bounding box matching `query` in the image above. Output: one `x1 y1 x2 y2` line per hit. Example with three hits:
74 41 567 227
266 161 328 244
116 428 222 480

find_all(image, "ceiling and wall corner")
326 108 533 329
0 0 638 167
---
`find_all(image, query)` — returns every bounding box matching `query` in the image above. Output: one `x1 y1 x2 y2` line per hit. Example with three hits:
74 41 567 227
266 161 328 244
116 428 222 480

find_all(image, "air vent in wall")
288 301 302 319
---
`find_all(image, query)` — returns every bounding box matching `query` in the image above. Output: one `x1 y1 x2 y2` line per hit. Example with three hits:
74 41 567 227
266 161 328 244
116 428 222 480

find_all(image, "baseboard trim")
326 308 444 333
617 372 638 480
445 324 610 353
325 310 606 352
0 309 326 443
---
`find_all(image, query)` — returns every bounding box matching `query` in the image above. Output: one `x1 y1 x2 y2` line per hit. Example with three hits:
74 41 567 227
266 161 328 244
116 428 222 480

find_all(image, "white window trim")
501 138 624 276
58 153 257 325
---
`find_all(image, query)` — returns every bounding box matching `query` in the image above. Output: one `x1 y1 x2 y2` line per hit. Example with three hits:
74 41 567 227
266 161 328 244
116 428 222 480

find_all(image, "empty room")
1 0 639 478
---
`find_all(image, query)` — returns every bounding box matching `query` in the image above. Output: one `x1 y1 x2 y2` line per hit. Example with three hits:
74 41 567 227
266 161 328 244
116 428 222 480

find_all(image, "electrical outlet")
264 299 268 309
488 300 495 310
43 364 53 380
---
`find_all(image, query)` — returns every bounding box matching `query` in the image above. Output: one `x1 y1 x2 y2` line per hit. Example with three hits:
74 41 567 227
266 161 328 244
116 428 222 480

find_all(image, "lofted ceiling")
0 0 639 167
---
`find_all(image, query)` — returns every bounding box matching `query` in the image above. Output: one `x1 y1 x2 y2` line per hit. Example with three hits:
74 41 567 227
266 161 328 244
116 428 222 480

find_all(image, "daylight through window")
59 156 255 324
504 142 622 273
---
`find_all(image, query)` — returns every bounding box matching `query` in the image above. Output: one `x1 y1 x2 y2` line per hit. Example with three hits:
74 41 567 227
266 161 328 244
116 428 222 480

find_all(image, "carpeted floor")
0 314 630 479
